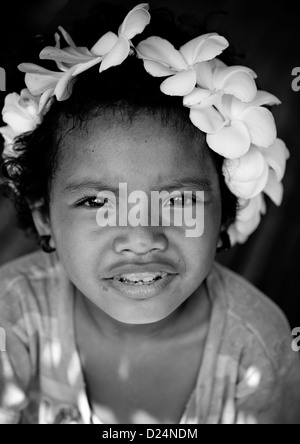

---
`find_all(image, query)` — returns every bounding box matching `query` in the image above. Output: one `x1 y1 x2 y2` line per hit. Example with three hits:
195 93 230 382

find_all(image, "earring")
39 236 56 254
217 231 231 253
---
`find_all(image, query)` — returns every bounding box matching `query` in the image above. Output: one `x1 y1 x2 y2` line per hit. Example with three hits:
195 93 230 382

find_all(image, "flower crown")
0 3 289 246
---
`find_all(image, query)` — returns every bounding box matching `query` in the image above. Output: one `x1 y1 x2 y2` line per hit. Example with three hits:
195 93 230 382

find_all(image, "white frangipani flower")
0 125 20 159
190 91 280 159
184 59 257 108
1 89 42 134
0 89 48 158
137 33 229 96
261 138 290 206
228 194 267 246
223 138 289 201
100 3 151 73
18 63 78 105
39 4 151 75
18 4 151 104
223 145 270 200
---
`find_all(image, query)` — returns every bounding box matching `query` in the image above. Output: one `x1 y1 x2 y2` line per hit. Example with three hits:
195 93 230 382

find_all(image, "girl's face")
47 113 222 324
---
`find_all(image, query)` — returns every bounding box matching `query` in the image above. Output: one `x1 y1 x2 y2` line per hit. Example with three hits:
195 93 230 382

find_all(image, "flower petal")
19 89 40 116
2 111 38 134
237 195 267 222
54 67 77 101
224 165 269 199
213 67 257 102
19 64 64 98
214 94 243 120
263 170 284 205
0 125 18 144
241 106 277 148
57 26 77 48
24 72 61 96
64 46 93 57
160 68 196 96
189 106 225 134
210 58 227 70
195 62 214 89
38 89 55 114
250 90 281 107
40 47 94 65
18 63 61 75
215 64 256 78
71 57 102 76
90 32 119 56
55 32 60 48
259 138 289 182
184 88 219 108
228 224 244 246
142 60 175 77
19 89 38 102
223 146 268 183
100 35 130 73
119 3 151 40
180 33 229 65
2 93 41 133
137 37 187 71
228 194 266 245
235 209 262 235
207 120 251 159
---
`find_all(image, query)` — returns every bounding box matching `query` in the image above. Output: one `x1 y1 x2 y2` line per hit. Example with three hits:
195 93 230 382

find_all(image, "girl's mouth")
104 271 179 300
112 271 168 286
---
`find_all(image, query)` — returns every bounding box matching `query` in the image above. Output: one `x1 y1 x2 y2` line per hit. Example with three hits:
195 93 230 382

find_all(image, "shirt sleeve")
235 316 300 424
0 287 32 424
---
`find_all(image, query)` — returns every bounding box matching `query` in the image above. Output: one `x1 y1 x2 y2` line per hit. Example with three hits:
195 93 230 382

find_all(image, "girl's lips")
113 271 167 283
105 272 179 300
104 262 180 280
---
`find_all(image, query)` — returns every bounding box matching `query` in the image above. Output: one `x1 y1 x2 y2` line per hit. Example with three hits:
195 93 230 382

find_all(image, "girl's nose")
113 226 168 255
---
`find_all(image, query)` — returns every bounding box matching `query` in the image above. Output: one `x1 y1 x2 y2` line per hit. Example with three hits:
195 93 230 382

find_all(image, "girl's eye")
75 196 109 209
166 194 197 208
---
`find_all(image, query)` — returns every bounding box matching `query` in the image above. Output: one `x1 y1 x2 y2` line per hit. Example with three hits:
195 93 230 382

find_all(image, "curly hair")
0 2 239 241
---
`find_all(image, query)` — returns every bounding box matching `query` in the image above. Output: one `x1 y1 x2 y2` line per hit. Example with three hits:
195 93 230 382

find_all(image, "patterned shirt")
0 251 300 424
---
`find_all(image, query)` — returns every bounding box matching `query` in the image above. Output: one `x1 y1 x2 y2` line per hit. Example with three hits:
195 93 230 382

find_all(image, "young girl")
0 3 299 424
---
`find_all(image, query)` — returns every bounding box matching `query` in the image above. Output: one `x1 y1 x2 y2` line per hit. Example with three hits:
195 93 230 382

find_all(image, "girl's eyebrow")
63 176 213 195
160 176 213 192
64 180 121 195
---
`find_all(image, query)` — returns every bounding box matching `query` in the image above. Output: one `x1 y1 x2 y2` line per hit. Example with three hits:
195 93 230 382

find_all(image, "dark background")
0 0 299 327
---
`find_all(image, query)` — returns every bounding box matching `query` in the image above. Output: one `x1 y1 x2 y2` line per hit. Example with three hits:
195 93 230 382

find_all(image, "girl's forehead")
56 113 216 185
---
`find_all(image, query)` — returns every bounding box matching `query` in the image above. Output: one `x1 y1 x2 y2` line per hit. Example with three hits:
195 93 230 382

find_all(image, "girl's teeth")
120 272 163 280
114 272 168 285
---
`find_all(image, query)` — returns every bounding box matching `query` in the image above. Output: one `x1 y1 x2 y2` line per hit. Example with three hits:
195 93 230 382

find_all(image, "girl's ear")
29 200 52 237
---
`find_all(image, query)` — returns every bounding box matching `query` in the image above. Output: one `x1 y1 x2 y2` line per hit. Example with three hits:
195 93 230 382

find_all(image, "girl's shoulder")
207 263 300 424
209 262 292 355
211 261 290 325
0 251 67 327
0 250 58 296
